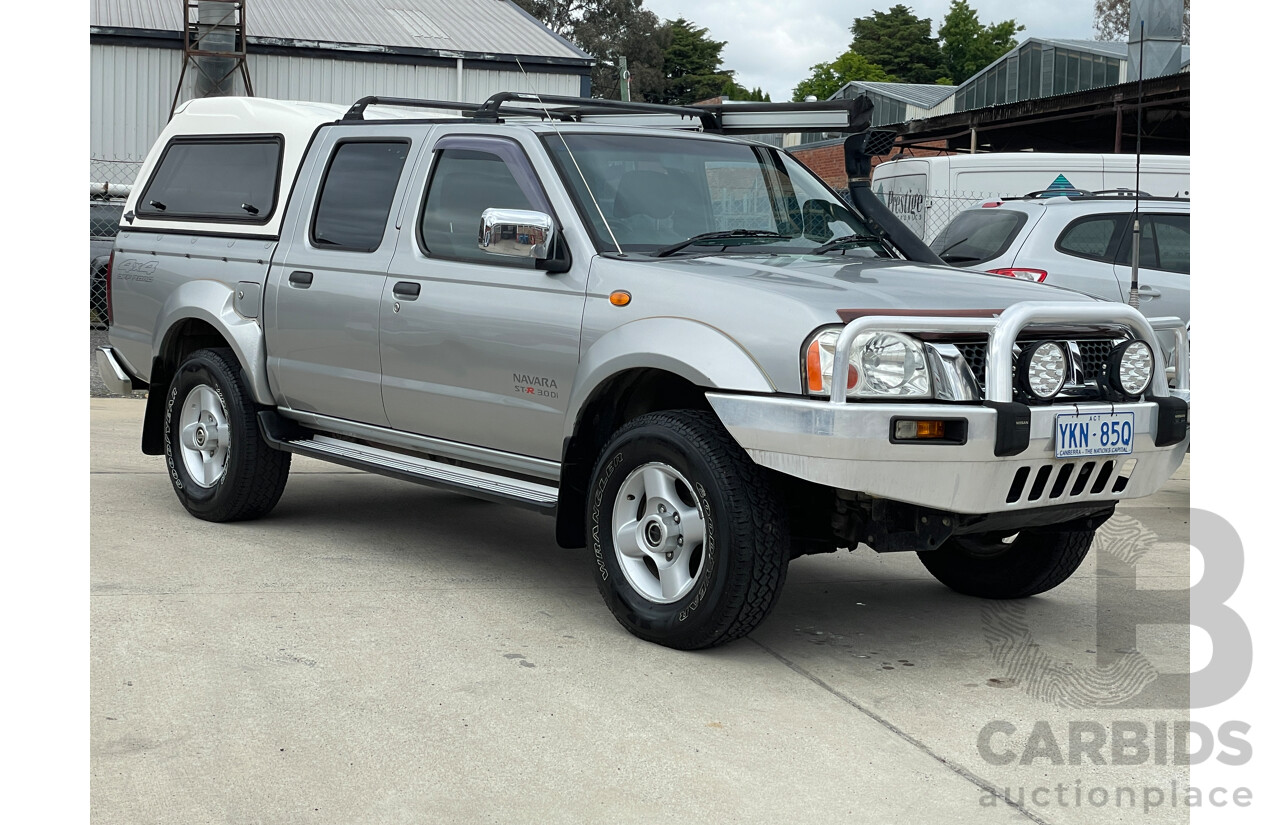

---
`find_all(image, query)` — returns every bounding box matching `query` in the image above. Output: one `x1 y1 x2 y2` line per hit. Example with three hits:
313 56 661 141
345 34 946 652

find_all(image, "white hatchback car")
929 191 1190 326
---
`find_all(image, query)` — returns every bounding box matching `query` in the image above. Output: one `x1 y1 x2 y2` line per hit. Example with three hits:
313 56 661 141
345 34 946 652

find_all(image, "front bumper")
706 394 1186 514
709 301 1189 516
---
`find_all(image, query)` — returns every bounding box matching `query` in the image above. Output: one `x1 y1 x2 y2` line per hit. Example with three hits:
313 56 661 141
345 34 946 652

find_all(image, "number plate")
1054 412 1135 459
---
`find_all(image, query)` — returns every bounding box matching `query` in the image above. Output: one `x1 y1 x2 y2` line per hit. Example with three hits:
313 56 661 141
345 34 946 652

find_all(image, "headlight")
805 329 931 399
1107 340 1154 397
1016 341 1068 401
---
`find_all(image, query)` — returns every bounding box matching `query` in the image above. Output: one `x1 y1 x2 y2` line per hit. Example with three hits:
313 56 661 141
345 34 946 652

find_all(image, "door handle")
288 270 314 288
1138 285 1161 297
392 281 421 300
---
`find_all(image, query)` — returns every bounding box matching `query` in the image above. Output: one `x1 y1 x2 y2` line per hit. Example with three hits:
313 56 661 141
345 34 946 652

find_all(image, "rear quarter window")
90 203 124 238
137 136 283 223
1055 214 1126 262
929 208 1029 265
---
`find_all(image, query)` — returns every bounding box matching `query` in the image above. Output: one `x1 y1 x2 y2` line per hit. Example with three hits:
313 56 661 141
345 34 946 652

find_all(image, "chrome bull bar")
828 301 1189 404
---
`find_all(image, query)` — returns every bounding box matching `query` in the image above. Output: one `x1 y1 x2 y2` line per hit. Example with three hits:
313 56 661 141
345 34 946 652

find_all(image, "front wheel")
164 348 290 522
587 410 790 649
916 524 1097 599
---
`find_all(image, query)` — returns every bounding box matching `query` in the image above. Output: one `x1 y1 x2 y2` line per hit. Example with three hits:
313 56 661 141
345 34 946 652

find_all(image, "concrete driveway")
91 397 1191 824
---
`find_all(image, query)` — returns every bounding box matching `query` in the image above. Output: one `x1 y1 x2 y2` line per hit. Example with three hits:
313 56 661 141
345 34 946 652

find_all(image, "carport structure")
892 71 1188 157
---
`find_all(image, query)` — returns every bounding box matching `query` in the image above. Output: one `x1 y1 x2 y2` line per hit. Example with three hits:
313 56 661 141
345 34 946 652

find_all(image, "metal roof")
834 81 956 109
1037 38 1130 58
954 37 1191 93
1036 39 1190 67
90 0 592 62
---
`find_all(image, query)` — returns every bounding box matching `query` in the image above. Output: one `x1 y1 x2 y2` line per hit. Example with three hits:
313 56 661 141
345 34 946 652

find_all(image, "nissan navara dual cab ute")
96 94 1190 650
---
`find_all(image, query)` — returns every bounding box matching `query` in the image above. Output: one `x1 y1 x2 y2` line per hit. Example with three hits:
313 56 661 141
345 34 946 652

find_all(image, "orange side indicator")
894 419 947 440
915 420 946 438
805 338 857 394
609 290 632 306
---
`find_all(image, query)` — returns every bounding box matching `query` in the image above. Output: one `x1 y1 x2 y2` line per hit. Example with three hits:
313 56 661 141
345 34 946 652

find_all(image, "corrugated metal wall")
90 43 584 167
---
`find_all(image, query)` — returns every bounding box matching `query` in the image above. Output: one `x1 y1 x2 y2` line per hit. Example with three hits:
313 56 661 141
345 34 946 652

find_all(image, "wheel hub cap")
612 462 707 604
177 384 231 488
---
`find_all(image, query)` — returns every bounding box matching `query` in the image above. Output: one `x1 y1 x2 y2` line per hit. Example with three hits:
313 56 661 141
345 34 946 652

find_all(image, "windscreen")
544 133 888 257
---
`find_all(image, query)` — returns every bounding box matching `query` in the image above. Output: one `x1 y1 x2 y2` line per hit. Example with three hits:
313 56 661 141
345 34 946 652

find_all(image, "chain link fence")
90 159 143 328
871 190 1014 246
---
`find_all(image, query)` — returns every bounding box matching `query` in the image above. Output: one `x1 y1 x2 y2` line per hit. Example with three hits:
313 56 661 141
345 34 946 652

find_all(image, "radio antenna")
514 57 623 254
1127 20 1145 309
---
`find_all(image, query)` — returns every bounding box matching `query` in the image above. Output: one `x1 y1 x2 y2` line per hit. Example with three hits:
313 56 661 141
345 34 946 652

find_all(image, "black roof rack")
1019 188 1093 199
342 92 874 135
1004 189 1188 203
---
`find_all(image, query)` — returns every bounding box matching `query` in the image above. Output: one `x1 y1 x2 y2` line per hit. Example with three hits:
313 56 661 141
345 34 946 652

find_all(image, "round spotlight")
1017 341 1068 400
1107 340 1154 398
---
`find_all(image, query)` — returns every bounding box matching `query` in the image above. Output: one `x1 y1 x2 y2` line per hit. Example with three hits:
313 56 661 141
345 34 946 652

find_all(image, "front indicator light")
806 335 857 394
894 419 946 439
1016 341 1067 401
1107 340 1154 398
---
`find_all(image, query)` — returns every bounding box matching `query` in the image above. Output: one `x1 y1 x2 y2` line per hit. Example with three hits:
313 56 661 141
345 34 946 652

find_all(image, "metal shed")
90 0 594 174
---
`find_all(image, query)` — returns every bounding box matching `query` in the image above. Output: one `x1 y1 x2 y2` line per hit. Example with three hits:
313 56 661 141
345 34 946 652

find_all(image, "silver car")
97 96 1191 650
930 192 1190 326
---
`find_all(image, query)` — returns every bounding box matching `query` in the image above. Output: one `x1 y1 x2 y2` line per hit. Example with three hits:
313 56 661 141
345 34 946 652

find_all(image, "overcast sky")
641 0 1100 100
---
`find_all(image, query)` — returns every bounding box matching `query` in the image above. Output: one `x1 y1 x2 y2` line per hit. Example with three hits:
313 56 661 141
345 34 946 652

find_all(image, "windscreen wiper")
811 234 888 255
653 229 790 258
936 236 970 258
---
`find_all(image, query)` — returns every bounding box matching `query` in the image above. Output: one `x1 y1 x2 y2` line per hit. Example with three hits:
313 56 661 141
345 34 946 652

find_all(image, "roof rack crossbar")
343 96 496 121
343 93 875 135
478 92 717 129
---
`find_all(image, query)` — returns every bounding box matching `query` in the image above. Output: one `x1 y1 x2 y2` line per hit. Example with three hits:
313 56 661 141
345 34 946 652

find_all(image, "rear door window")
929 208 1029 264
1114 213 1190 274
137 137 283 223
311 140 411 252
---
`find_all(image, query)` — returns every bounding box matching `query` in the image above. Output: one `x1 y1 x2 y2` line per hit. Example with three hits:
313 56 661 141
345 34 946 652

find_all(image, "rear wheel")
587 410 789 649
164 348 290 522
916 524 1096 599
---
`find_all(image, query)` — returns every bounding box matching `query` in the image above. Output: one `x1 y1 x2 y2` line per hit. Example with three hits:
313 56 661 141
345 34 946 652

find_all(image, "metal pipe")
90 182 132 198
827 302 1175 405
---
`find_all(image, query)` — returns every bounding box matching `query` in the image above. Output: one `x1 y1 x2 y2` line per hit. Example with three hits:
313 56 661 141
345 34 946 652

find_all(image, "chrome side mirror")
478 208 555 260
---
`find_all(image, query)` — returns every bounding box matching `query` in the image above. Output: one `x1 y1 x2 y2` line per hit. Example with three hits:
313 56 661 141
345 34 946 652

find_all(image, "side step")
258 412 558 514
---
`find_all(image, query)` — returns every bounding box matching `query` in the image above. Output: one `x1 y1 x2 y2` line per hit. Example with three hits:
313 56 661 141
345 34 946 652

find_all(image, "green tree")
937 0 1023 86
791 51 894 101
660 18 743 105
513 1 670 100
1093 1 1191 44
512 0 582 35
851 5 944 84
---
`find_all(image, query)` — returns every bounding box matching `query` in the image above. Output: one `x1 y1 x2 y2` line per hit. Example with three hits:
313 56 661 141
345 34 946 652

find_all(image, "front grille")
1077 340 1113 384
956 337 1121 399
957 343 989 388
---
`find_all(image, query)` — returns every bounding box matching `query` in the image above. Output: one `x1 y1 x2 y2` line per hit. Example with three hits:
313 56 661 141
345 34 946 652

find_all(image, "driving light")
1017 341 1067 400
1107 340 1154 398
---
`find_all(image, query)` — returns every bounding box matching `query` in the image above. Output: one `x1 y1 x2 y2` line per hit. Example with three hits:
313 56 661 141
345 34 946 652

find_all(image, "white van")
870 153 1190 242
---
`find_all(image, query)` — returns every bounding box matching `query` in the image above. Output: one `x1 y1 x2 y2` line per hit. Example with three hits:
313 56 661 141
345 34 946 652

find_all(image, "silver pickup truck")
97 93 1189 650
